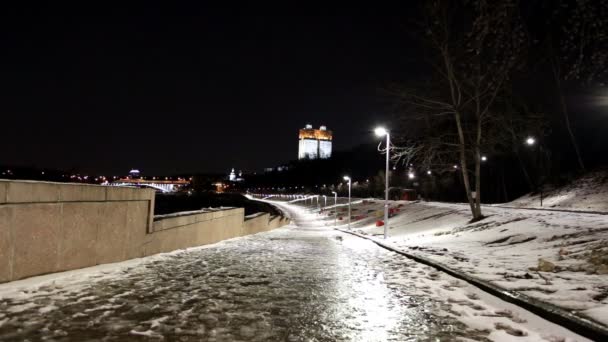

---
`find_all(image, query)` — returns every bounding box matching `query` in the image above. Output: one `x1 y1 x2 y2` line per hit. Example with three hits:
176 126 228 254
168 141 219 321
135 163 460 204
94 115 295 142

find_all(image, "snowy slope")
507 170 608 212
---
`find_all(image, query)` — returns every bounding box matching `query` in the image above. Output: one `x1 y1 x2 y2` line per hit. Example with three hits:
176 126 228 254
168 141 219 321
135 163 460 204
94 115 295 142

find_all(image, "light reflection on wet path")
0 226 488 341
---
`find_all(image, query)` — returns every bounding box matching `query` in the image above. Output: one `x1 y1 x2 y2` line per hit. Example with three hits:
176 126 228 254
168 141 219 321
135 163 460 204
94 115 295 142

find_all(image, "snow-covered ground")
3 220 586 341
0 199 592 341
296 196 608 330
507 170 608 212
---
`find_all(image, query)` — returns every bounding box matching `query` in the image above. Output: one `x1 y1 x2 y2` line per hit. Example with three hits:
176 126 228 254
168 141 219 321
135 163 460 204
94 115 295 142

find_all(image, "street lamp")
331 191 338 226
323 195 327 207
375 126 390 239
526 137 536 146
343 176 352 229
524 136 548 207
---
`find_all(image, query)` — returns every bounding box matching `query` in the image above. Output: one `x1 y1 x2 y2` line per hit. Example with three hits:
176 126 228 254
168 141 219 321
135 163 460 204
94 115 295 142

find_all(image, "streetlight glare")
408 172 415 179
374 127 388 137
481 155 487 161
343 176 350 181
526 137 536 145
373 125 391 239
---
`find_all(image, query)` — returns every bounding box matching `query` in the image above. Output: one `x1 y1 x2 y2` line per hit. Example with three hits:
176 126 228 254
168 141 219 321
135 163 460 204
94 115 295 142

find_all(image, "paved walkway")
0 203 589 341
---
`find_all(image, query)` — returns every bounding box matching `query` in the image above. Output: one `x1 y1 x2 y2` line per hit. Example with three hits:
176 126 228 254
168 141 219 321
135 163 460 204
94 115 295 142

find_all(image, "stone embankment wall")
0 180 289 283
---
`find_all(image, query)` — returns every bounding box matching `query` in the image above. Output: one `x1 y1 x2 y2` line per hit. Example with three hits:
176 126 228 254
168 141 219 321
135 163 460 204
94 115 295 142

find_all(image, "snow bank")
508 170 608 212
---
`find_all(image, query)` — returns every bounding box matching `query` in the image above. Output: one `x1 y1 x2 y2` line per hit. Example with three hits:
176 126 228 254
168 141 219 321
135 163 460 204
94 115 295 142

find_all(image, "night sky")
1 5 416 175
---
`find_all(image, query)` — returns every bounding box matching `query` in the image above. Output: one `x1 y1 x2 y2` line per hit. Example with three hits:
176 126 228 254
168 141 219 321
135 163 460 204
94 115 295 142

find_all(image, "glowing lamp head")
526 137 536 146
427 170 432 175
408 172 415 179
374 127 388 137
343 176 351 181
481 155 487 162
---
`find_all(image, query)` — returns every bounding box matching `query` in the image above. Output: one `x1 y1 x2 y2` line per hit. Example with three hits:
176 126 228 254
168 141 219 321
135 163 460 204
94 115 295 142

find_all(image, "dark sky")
1 4 418 175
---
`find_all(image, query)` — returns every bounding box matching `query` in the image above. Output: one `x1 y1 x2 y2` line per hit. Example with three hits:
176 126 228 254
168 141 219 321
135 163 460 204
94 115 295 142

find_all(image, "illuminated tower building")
298 124 333 160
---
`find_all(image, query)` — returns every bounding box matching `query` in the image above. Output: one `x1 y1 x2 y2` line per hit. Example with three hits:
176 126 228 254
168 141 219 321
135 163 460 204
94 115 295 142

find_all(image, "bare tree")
542 0 608 171
391 0 527 220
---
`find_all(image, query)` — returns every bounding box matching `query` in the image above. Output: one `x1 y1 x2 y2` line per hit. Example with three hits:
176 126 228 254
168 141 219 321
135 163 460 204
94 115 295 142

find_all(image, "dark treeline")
384 0 608 218
241 141 570 204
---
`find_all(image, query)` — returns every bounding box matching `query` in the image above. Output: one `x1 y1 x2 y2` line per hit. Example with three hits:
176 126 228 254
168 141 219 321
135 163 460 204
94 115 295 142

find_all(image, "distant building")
298 124 332 160
228 168 244 182
129 169 141 179
263 165 290 173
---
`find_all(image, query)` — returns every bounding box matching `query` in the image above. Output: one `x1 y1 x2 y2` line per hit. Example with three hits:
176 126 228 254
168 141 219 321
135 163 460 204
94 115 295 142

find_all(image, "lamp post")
323 195 327 207
375 127 390 239
343 176 352 229
331 191 338 227
525 136 549 207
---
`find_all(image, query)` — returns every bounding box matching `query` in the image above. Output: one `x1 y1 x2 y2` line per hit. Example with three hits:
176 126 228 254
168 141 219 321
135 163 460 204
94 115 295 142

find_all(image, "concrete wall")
145 208 246 255
243 213 272 235
0 180 288 283
0 180 155 283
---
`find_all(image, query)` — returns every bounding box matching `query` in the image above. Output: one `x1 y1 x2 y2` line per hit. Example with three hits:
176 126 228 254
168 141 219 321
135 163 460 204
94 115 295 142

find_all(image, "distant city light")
427 170 432 175
453 165 458 169
408 172 415 179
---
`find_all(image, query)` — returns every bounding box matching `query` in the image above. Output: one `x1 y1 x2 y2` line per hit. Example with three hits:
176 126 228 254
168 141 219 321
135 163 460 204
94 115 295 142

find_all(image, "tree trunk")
501 169 509 202
454 111 482 220
515 147 534 190
552 60 585 171
474 115 483 219
473 89 483 219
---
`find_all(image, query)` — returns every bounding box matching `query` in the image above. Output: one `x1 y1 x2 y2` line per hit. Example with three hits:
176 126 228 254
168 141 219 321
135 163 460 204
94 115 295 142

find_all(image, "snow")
0 236 237 301
270 200 592 341
279 191 608 330
507 170 608 212
130 329 164 339
6 302 36 313
0 185 604 340
583 306 608 324
38 304 58 314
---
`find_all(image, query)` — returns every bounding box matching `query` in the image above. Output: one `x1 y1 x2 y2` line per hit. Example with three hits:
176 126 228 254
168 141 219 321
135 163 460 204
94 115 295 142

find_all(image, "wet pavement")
0 223 496 341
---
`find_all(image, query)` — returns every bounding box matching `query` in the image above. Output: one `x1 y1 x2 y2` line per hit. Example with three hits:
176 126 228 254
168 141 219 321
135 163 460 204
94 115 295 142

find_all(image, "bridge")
106 178 189 193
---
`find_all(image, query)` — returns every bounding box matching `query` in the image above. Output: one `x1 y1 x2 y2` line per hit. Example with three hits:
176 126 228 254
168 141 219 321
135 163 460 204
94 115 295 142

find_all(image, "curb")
337 228 608 342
